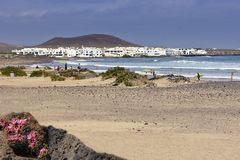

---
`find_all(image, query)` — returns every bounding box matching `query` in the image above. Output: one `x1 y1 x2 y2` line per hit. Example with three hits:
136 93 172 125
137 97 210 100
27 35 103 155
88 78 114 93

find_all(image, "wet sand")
0 81 240 160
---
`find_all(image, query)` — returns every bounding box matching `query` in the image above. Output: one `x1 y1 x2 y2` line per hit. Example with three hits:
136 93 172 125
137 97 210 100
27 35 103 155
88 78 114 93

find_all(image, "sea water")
36 55 240 80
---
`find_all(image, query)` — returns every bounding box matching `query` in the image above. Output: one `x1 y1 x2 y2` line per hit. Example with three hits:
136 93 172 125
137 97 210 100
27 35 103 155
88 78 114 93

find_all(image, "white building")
143 47 166 56
12 46 207 58
166 48 207 56
77 47 103 57
103 47 126 57
12 48 50 56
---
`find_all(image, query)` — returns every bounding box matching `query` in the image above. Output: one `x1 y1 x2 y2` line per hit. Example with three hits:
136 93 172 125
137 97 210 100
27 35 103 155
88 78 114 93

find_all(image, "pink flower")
27 131 37 140
27 131 38 149
16 119 27 126
2 118 29 144
5 118 28 134
38 147 48 158
6 123 15 133
7 134 25 142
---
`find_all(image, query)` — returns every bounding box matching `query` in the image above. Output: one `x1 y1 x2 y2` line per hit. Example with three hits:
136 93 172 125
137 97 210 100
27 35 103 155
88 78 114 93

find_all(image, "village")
12 47 207 58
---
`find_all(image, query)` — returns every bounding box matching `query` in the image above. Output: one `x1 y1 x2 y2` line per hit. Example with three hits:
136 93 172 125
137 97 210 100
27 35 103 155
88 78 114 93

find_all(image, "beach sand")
0 80 240 160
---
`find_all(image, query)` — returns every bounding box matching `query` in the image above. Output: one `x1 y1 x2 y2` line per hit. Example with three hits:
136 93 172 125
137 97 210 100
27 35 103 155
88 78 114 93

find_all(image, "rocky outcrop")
48 126 124 160
0 113 125 160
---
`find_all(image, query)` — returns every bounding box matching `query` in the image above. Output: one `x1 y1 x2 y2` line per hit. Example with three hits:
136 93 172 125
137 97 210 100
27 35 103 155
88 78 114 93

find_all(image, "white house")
12 46 207 57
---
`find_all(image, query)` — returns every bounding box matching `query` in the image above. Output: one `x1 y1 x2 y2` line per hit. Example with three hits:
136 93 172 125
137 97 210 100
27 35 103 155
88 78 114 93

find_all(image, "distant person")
77 63 81 69
153 70 157 79
57 66 60 72
231 72 234 81
197 73 201 81
64 63 68 70
36 65 39 69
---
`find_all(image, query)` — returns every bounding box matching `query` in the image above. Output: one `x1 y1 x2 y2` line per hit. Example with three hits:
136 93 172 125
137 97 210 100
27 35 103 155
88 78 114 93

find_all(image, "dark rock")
160 74 190 83
48 126 125 160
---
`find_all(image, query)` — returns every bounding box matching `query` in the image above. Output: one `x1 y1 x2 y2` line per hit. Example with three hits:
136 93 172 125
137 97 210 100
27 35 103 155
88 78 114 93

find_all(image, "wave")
90 64 240 71
76 59 87 62
170 60 239 65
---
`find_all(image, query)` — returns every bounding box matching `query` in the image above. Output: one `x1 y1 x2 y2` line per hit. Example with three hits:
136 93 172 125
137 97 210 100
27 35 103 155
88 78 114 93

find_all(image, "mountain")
37 34 141 48
0 42 22 53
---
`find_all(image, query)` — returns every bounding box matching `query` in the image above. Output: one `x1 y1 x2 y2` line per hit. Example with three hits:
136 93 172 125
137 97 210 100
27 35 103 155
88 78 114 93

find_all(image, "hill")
0 42 22 53
37 34 141 48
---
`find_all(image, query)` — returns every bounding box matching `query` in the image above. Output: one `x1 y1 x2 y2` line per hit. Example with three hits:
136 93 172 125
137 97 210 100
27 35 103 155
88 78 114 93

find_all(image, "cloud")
19 10 47 18
0 0 239 19
0 0 131 18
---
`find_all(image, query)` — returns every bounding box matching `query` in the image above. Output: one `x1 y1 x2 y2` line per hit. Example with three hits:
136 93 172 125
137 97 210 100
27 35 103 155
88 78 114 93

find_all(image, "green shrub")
50 74 65 81
30 70 52 77
0 66 27 77
101 67 126 79
59 70 74 77
115 71 140 85
102 67 146 86
30 70 44 77
59 69 97 80
43 71 51 77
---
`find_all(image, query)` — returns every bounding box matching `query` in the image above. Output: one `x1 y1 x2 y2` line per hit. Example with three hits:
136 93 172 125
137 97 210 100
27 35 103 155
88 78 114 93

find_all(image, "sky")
0 0 239 48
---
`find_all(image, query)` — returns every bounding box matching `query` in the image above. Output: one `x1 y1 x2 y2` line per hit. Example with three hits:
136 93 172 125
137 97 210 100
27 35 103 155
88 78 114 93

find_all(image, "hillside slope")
0 42 22 53
38 34 141 48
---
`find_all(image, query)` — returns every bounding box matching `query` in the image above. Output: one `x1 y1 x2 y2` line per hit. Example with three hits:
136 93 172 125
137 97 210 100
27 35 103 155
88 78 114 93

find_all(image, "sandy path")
0 82 240 159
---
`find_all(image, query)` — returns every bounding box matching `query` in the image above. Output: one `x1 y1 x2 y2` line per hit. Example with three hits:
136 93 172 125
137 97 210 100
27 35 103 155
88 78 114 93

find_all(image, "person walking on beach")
77 63 81 71
197 72 201 81
64 63 68 70
153 70 157 79
231 72 234 81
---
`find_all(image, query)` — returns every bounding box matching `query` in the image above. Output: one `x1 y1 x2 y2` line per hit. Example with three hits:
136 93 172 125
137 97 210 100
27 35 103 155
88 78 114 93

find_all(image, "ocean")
35 55 240 80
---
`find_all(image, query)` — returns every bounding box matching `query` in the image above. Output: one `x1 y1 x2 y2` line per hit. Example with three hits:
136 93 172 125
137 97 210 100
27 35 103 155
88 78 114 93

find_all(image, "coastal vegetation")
0 66 27 77
59 69 97 80
50 74 66 81
28 67 98 81
101 67 148 86
30 70 51 77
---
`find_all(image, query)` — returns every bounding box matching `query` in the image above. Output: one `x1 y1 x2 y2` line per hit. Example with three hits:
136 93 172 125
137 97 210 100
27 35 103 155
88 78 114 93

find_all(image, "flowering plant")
0 112 49 159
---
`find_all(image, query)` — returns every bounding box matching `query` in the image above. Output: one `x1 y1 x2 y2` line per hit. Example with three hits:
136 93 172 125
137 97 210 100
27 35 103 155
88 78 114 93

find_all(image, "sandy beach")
1 79 240 160
1 0 239 158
